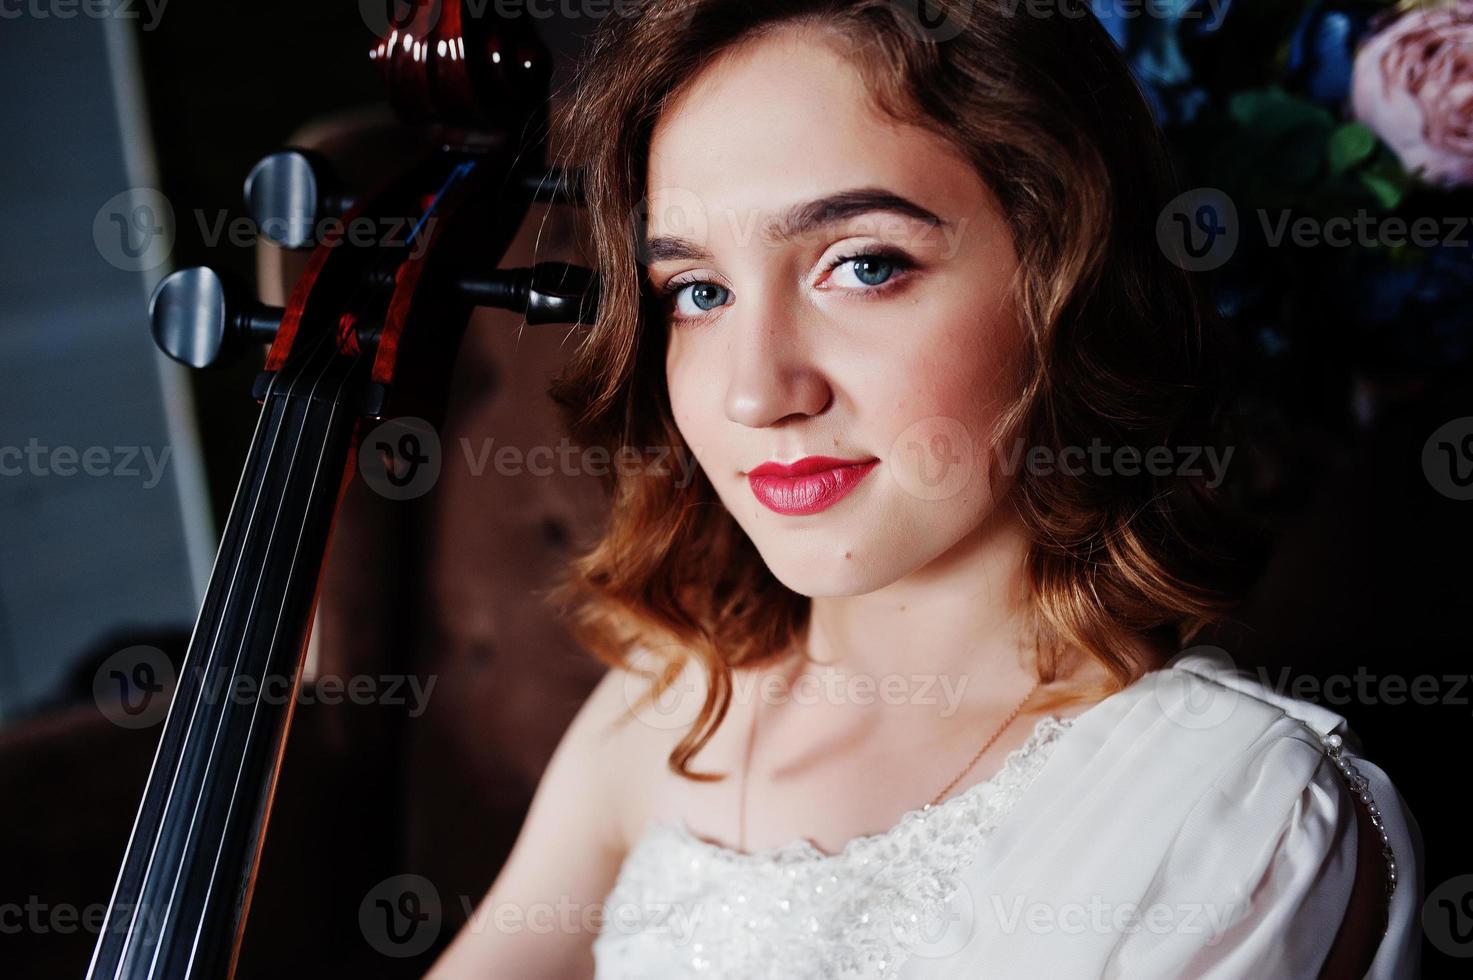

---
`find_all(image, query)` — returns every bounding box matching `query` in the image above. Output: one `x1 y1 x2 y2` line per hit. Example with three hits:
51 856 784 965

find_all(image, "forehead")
645 26 981 238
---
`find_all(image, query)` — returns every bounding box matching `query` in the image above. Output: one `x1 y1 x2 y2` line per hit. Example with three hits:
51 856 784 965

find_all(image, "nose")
721 297 832 429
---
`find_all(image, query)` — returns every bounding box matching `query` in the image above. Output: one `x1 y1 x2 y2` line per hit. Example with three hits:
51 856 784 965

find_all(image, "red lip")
746 456 879 515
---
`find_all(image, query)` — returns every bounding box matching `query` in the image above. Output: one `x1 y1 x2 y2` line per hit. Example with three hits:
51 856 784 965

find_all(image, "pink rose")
1351 0 1473 187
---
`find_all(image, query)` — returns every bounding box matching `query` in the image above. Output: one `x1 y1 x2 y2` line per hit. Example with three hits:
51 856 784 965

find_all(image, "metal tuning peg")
244 149 355 249
150 267 282 369
457 261 599 326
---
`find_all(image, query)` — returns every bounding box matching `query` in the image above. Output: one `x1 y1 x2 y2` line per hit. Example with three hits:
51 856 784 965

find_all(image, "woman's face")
649 26 1027 597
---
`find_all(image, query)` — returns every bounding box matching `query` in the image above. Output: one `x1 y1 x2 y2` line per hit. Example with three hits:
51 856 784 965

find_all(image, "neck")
801 504 1040 708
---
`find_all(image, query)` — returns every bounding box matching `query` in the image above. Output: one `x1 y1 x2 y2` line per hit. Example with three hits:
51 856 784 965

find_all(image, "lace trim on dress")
594 713 1077 979
669 712 1075 865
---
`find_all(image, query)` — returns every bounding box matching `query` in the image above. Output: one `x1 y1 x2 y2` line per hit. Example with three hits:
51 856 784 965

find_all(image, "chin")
750 536 905 598
765 565 880 599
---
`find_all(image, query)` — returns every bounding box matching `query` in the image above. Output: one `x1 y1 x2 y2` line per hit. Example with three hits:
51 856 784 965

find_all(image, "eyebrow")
642 187 947 264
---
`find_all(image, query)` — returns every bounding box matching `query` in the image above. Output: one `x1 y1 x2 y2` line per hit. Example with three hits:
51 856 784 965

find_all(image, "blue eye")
834 254 896 288
659 247 914 324
671 281 730 318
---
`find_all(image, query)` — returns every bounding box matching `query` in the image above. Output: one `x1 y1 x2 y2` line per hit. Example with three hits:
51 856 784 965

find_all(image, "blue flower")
1285 1 1380 108
1091 0 1232 125
1347 244 1473 367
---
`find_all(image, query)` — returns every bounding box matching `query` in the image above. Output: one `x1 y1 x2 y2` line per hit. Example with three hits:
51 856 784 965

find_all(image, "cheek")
666 335 718 457
873 294 1023 507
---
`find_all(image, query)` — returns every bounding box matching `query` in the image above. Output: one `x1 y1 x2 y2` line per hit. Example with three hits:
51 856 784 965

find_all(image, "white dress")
592 649 1423 978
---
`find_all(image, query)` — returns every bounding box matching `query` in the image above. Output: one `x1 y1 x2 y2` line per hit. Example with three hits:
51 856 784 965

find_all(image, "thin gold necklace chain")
737 675 1046 851
923 677 1043 810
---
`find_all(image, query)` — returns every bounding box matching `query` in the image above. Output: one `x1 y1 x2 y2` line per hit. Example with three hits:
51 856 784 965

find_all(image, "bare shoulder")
564 664 654 852
425 662 671 978
604 650 767 847
565 656 717 851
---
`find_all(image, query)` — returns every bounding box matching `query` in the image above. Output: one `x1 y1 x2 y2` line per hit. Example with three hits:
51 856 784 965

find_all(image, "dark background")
0 2 1468 977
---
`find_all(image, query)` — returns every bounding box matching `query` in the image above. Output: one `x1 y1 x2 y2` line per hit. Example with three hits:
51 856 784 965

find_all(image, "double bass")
86 5 598 976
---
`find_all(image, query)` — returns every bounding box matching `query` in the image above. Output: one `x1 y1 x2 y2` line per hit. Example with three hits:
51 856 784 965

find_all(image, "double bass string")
152 328 360 979
169 160 469 974
179 310 376 973
113 312 345 978
87 314 334 979
108 242 354 974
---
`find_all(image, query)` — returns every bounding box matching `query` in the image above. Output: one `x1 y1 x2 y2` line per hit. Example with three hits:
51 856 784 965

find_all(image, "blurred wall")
0 8 206 720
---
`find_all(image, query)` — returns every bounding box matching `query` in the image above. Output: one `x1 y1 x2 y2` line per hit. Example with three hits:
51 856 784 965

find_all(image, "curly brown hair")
541 0 1260 782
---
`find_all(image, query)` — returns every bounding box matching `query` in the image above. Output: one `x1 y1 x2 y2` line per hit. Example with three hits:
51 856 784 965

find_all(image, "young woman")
430 1 1422 976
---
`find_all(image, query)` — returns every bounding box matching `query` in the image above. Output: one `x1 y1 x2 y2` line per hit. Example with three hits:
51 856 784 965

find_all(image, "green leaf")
1328 123 1378 175
1227 87 1334 139
1360 170 1405 210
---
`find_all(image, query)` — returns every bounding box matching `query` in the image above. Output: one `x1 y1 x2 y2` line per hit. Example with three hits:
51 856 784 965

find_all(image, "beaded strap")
1315 729 1398 921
